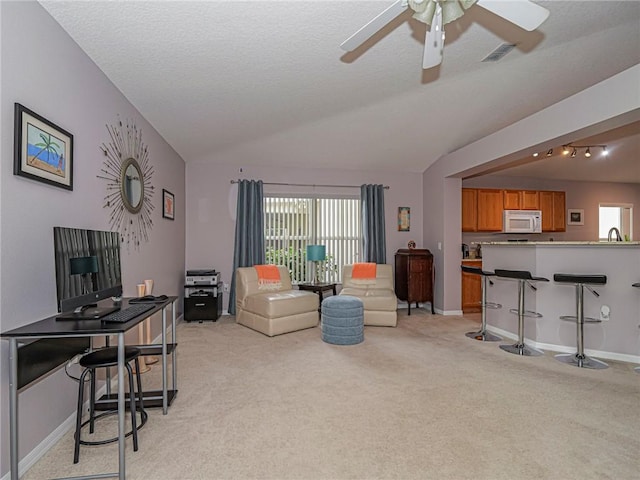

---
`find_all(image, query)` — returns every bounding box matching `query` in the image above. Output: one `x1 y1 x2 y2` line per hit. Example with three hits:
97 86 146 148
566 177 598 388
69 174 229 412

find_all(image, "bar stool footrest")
76 409 148 446
559 315 601 323
508 308 543 318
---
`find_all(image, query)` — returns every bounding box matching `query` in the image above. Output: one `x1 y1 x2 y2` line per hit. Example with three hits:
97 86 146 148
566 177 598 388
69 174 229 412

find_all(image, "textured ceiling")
40 1 640 177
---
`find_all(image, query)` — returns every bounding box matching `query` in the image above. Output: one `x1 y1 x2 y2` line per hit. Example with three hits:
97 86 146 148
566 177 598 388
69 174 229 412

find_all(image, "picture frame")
162 189 175 220
14 103 73 190
398 206 410 232
567 209 584 226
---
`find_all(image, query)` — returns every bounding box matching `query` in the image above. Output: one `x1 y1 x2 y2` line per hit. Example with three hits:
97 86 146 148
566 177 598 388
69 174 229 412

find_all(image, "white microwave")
503 210 542 233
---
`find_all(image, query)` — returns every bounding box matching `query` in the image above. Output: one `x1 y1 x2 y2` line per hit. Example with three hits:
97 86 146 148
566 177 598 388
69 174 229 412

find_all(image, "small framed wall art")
567 209 584 226
398 206 410 232
162 189 175 220
14 103 73 190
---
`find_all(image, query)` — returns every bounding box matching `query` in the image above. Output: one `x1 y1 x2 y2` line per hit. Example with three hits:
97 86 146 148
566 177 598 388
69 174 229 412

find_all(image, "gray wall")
423 66 640 313
0 2 186 476
186 162 424 298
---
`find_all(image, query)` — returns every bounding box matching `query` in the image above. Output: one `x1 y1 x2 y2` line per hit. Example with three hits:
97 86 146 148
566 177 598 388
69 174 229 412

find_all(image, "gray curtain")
360 184 386 263
228 180 265 315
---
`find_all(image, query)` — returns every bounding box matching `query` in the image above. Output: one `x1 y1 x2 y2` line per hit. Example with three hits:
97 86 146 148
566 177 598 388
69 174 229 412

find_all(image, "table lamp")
70 256 98 294
306 245 326 284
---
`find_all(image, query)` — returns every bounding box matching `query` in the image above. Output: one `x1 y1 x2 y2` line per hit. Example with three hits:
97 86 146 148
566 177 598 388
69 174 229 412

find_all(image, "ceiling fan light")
546 149 553 157
585 147 591 158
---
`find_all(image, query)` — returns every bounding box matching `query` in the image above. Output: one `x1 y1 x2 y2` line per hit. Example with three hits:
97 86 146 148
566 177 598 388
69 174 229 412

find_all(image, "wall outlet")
223 283 229 293
600 305 610 321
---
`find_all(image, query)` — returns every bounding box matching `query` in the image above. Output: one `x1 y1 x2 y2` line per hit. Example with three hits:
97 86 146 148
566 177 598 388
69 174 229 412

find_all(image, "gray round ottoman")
321 296 364 345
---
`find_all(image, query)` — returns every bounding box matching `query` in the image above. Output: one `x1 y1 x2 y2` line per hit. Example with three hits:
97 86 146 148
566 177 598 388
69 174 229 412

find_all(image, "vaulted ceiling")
41 1 640 179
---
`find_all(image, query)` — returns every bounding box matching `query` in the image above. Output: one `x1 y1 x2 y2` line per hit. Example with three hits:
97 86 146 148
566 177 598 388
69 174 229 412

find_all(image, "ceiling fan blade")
340 0 408 52
423 4 443 69
476 0 550 31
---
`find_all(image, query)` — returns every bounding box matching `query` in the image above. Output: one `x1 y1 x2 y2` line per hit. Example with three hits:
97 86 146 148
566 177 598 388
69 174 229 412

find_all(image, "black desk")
1 297 177 480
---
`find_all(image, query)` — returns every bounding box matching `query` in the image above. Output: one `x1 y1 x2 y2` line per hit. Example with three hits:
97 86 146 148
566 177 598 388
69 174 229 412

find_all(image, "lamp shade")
70 256 98 275
306 245 326 262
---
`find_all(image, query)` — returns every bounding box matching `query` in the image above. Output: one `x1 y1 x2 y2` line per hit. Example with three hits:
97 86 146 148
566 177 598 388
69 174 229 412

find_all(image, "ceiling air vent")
481 43 517 62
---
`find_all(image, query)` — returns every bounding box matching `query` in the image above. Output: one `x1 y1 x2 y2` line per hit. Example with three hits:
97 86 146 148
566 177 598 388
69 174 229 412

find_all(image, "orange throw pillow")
352 262 377 279
254 264 282 290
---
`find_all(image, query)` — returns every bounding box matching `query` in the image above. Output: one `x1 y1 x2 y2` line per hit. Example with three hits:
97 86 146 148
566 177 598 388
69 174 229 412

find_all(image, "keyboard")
101 304 156 323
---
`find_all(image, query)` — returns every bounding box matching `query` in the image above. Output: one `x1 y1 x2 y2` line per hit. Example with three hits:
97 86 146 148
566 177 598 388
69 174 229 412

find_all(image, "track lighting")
546 149 553 157
562 144 608 159
532 152 539 157
562 146 570 155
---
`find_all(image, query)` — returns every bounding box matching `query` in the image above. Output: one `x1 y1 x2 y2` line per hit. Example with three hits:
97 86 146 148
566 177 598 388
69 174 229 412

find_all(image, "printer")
185 269 219 286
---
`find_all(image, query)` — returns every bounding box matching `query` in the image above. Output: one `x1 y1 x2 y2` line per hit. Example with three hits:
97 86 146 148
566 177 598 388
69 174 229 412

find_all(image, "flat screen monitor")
53 227 123 319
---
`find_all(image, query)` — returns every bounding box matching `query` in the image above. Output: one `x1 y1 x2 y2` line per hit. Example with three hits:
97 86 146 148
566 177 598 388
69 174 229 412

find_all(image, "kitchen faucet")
607 227 622 242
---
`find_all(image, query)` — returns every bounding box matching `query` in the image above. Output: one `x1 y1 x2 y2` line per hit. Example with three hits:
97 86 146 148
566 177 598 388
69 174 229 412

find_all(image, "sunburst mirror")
98 118 154 250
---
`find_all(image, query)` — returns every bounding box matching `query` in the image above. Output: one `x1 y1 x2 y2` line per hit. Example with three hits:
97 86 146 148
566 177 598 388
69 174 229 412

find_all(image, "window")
264 196 361 283
598 203 633 240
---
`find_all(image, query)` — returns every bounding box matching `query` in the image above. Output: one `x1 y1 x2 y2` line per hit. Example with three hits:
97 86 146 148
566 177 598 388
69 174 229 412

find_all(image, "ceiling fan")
341 0 550 69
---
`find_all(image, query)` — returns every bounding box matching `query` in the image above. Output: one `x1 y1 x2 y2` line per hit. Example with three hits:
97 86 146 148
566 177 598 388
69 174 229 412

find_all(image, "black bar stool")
553 274 608 369
494 269 548 356
634 283 640 373
461 266 502 342
74 346 148 464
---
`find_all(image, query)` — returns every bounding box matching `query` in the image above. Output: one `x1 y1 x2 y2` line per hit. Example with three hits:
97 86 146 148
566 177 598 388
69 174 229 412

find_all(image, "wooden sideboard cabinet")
394 249 435 315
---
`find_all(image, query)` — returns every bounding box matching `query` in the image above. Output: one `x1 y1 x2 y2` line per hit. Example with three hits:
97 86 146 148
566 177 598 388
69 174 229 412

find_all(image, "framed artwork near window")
398 207 410 231
163 189 175 220
14 103 73 190
567 209 584 226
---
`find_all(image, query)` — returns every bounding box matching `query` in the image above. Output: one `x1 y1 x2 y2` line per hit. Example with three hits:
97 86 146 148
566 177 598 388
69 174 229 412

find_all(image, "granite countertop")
483 241 640 246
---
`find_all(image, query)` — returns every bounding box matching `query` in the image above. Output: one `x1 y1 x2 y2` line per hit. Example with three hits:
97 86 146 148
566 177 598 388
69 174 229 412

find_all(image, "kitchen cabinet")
503 190 540 210
461 259 482 313
539 190 566 232
395 249 434 315
462 187 565 232
476 189 503 231
461 188 477 232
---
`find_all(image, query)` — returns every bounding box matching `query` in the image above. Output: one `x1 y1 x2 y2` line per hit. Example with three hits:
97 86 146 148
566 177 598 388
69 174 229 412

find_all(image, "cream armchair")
235 266 319 336
340 264 398 326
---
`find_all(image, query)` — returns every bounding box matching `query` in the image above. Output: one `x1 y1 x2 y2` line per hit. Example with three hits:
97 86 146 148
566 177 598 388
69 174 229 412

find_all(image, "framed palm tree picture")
14 103 73 190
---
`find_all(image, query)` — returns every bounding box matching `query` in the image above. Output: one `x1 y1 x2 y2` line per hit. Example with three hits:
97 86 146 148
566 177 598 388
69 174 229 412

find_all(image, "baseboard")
487 325 640 364
437 309 463 316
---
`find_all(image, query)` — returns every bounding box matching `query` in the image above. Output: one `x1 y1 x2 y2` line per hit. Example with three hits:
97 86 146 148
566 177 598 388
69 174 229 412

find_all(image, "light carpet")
23 311 640 480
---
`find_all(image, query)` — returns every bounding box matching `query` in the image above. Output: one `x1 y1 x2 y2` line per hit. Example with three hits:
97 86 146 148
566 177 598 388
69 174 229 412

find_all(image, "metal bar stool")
461 266 502 341
554 274 608 369
634 282 640 373
494 269 548 356
74 346 148 464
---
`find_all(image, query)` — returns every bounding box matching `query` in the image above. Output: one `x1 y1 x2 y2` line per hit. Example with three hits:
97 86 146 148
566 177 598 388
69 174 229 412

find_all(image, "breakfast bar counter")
480 242 640 362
